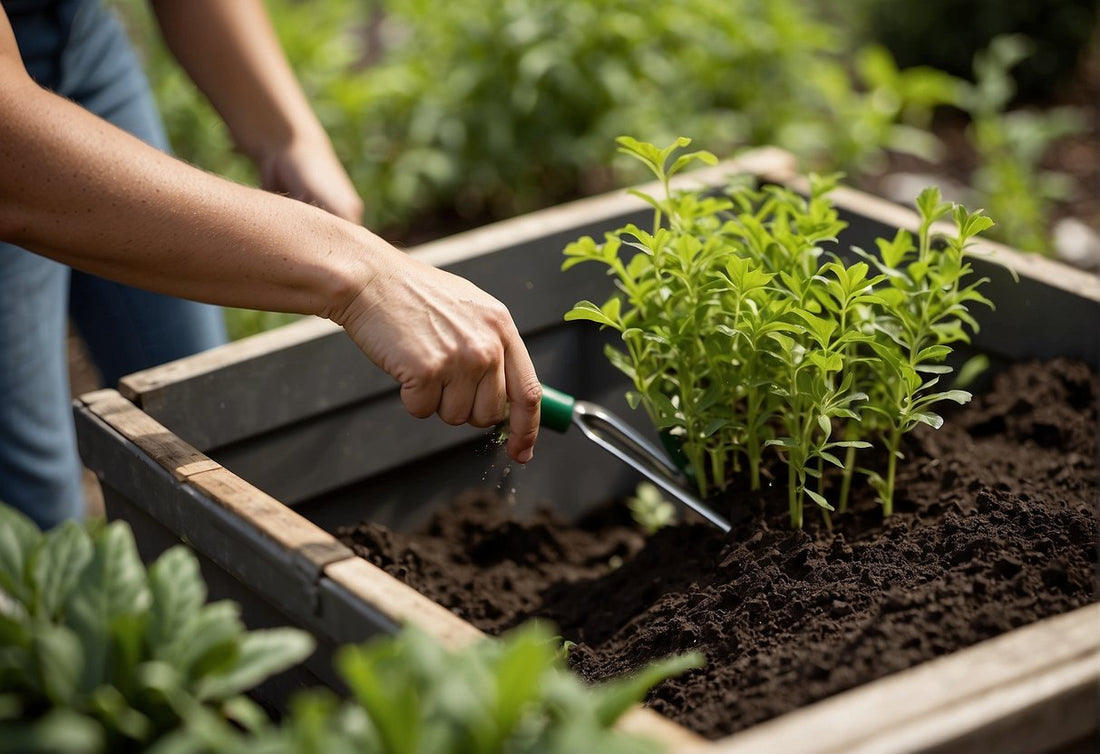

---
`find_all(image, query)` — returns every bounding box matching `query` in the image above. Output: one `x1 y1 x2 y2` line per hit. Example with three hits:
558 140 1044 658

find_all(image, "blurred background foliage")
846 0 1098 101
107 0 1097 338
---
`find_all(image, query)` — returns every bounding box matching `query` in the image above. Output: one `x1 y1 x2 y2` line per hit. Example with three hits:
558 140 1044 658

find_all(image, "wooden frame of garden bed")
74 147 1100 753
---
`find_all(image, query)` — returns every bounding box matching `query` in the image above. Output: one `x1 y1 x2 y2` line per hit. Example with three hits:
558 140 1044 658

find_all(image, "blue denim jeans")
1 0 227 528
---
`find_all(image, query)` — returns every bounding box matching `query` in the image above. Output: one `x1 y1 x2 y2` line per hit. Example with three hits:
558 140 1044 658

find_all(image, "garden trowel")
539 384 731 532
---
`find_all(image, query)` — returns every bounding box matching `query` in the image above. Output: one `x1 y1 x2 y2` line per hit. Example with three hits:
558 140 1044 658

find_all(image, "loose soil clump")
338 359 1098 739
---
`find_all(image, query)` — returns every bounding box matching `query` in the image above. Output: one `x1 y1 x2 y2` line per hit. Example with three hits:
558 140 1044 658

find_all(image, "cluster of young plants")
563 138 996 528
0 503 701 753
0 503 313 753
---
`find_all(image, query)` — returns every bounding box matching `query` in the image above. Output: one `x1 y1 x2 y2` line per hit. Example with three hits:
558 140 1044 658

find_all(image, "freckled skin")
0 3 540 462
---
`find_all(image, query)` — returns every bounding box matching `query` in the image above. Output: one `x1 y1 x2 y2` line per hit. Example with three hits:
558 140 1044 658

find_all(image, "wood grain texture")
79 389 219 480
187 467 353 572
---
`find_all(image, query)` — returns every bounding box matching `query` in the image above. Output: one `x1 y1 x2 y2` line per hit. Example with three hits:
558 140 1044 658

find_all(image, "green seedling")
626 482 676 534
563 137 995 528
849 187 995 514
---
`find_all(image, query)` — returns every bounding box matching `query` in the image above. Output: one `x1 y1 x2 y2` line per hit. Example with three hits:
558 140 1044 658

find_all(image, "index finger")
503 334 541 464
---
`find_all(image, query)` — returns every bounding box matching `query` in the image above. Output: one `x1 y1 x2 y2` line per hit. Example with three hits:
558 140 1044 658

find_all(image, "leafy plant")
0 502 702 753
0 503 314 753
847 189 996 514
155 623 703 754
563 138 995 528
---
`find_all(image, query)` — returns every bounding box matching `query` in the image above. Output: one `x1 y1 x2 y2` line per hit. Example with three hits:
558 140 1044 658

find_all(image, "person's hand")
258 134 364 224
335 247 541 464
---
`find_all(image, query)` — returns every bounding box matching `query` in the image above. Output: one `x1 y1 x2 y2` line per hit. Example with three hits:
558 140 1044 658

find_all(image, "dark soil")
338 358 1099 740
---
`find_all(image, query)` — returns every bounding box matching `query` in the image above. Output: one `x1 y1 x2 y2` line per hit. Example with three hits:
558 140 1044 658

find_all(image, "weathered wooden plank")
79 389 220 480
77 391 353 580
696 603 1100 754
186 467 352 574
74 397 340 633
619 708 711 752
118 319 374 452
323 557 483 650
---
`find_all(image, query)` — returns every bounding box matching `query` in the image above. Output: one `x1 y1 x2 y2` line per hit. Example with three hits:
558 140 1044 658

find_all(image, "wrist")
316 222 391 326
243 120 332 167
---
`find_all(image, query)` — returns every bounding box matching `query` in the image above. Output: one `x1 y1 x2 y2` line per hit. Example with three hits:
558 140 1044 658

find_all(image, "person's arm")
149 0 363 223
0 10 539 462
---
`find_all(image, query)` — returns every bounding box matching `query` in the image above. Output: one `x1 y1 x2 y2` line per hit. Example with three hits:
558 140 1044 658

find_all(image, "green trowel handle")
539 384 576 433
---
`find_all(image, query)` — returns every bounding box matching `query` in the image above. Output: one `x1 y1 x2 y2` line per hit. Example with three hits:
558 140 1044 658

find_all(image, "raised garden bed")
339 356 1098 743
74 147 1100 753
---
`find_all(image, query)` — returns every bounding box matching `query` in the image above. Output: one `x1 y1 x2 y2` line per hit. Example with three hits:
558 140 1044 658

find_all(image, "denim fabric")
1 0 227 528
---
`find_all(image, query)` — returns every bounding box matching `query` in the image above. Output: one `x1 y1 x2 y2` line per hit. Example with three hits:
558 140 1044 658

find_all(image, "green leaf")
792 310 836 346
592 652 704 727
561 236 603 271
912 411 944 429
89 684 152 741
953 205 995 239
807 350 843 373
491 627 553 736
195 628 314 702
65 522 151 693
615 135 669 176
915 344 952 364
32 624 83 704
804 488 835 511
915 186 950 225
0 608 29 648
166 601 243 680
338 641 421 754
0 708 104 754
29 521 92 620
954 354 990 389
91 522 150 620
669 149 718 177
0 504 42 605
564 299 623 330
147 547 206 657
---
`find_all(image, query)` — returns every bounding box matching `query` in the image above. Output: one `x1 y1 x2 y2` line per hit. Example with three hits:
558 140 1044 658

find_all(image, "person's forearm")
148 0 363 222
0 71 372 318
0 10 541 462
149 0 326 163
